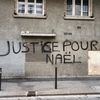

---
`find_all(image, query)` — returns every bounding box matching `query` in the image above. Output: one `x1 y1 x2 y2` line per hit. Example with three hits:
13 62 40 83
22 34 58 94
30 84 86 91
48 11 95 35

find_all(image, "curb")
27 89 100 97
0 92 27 98
1 90 100 98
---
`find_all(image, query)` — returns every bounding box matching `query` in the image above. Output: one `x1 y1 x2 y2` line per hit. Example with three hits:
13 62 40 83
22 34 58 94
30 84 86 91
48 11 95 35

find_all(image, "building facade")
0 0 100 78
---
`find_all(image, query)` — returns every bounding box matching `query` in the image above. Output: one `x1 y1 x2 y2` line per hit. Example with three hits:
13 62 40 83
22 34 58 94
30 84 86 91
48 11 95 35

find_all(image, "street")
0 95 100 100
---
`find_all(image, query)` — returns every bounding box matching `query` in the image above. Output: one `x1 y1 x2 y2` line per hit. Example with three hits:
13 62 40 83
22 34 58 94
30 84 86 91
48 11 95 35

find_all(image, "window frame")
64 0 94 20
14 0 46 18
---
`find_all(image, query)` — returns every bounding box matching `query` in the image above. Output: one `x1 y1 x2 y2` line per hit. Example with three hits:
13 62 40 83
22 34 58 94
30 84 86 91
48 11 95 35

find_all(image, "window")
14 0 46 17
65 0 93 18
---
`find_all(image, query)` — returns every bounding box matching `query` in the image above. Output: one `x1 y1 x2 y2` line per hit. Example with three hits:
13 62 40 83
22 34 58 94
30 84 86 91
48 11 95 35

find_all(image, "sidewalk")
0 78 100 97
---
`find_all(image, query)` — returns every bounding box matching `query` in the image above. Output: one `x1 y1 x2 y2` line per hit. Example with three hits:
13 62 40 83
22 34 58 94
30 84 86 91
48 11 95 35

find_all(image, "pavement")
0 77 100 99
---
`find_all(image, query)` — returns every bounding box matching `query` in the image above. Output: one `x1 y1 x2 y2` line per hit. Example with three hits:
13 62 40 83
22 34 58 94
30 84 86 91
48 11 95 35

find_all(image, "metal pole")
0 68 2 91
55 67 57 89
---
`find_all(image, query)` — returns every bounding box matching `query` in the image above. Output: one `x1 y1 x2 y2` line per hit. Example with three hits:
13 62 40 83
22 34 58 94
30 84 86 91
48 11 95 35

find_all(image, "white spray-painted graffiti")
0 40 99 64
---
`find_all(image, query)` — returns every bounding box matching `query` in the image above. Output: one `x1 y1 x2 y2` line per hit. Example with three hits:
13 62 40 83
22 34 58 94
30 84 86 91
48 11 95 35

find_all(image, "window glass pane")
18 3 25 13
36 0 42 3
75 0 81 15
67 0 72 15
36 4 42 9
28 4 34 14
83 0 88 16
28 0 34 2
36 10 42 14
18 0 25 2
36 4 42 14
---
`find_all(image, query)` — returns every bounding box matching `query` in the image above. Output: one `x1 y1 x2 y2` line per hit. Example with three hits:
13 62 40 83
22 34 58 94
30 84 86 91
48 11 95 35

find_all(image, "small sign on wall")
88 51 100 75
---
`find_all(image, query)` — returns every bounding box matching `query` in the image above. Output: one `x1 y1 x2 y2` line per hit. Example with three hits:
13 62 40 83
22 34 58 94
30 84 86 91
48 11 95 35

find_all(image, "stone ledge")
21 33 56 37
